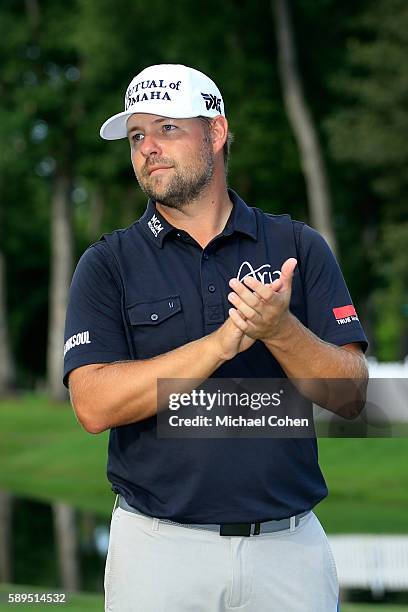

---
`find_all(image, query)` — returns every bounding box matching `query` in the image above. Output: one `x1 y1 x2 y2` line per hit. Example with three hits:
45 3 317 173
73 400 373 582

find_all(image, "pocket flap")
127 296 182 325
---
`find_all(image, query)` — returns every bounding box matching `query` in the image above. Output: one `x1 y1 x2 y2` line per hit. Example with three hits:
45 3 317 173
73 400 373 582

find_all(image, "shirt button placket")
201 252 223 329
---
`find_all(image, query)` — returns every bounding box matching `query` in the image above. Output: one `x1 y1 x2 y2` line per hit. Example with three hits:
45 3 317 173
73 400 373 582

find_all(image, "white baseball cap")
100 64 225 140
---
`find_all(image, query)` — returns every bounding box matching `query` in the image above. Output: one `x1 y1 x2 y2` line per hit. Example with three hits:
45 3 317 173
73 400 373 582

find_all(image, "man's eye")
163 124 177 133
132 133 144 142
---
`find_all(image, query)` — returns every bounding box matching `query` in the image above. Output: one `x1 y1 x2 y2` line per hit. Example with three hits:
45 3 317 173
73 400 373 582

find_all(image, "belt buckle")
220 522 260 537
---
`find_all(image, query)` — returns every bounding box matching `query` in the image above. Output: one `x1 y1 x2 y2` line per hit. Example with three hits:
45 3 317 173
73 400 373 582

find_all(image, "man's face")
127 114 214 209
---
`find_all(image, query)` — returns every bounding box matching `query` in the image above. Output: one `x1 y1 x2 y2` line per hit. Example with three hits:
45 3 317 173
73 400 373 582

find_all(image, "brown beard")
135 134 214 210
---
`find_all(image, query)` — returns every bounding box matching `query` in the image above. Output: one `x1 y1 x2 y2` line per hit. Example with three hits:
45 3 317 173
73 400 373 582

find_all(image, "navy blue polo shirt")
63 189 368 523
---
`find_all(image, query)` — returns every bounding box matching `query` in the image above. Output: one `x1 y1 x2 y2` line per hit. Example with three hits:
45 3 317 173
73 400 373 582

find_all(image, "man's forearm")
69 334 226 433
264 313 368 417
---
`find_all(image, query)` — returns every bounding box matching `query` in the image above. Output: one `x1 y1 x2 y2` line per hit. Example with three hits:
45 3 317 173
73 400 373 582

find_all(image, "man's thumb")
280 258 297 285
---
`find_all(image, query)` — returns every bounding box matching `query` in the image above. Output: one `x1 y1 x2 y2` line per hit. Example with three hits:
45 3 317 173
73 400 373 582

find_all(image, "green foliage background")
1 0 407 382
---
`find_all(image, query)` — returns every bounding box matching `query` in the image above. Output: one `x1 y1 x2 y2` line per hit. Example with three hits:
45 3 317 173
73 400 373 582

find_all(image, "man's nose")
139 134 162 158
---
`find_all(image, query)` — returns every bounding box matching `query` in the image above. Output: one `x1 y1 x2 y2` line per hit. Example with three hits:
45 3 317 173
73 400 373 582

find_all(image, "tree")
0 490 13 583
0 10 23 394
47 174 73 400
272 0 337 254
0 249 15 394
326 0 408 359
19 1 82 398
52 502 80 592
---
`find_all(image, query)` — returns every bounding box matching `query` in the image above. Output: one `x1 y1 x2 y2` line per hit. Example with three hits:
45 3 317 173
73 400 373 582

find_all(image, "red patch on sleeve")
333 305 357 319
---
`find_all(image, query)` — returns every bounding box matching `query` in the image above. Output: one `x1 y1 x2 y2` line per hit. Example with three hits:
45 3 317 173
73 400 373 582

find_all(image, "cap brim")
100 107 208 140
100 111 136 140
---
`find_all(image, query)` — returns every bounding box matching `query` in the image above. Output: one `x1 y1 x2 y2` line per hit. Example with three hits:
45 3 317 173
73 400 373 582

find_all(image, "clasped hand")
227 258 297 343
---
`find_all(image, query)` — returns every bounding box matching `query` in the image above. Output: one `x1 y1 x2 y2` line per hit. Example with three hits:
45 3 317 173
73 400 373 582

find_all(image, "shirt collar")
139 188 258 248
223 189 258 241
139 199 175 247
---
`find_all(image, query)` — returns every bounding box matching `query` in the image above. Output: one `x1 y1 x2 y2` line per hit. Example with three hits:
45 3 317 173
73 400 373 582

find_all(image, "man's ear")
210 116 228 155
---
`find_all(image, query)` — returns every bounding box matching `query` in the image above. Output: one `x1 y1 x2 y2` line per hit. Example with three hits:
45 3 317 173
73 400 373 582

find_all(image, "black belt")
118 495 310 537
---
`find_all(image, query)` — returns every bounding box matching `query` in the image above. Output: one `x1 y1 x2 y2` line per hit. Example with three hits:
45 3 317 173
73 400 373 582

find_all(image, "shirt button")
208 284 216 293
203 252 209 260
150 313 159 321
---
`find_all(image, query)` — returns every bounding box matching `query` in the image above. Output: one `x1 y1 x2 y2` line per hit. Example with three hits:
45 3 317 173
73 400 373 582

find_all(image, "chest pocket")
126 295 188 359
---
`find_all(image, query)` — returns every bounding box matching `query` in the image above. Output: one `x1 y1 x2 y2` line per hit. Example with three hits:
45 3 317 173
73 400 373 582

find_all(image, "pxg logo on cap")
100 64 225 141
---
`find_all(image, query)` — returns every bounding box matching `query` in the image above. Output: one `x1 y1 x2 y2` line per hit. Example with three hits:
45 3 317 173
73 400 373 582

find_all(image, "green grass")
0 584 102 611
0 586 407 612
0 394 111 517
315 437 408 533
0 394 408 532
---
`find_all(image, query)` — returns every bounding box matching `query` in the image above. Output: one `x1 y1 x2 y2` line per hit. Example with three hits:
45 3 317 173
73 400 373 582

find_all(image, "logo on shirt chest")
237 260 281 284
148 214 164 238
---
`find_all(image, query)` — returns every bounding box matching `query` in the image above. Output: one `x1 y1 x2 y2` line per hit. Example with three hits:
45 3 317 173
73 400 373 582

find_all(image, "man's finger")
229 278 263 309
228 292 261 321
228 308 249 332
241 275 279 300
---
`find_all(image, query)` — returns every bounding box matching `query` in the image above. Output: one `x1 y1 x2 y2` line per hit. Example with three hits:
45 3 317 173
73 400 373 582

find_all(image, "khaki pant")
104 503 339 611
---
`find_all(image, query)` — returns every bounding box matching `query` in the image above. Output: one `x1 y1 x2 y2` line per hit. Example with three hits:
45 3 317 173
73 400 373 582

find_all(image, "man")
63 64 368 611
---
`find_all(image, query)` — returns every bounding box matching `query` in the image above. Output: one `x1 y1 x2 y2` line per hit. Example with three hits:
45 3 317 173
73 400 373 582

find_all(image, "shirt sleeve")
63 242 131 388
298 223 368 352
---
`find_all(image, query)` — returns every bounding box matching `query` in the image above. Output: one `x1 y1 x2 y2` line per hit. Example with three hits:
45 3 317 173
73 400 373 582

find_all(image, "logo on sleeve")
148 214 164 238
332 305 359 325
64 331 91 357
